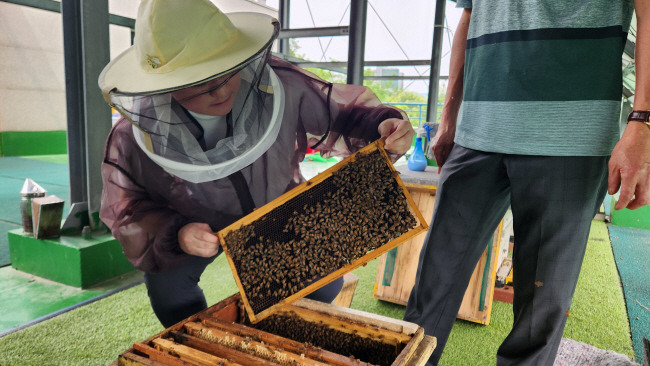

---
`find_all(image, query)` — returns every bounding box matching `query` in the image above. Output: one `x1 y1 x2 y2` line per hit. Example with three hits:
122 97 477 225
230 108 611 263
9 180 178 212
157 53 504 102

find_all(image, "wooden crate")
116 293 436 366
332 272 360 308
218 140 428 323
374 182 506 325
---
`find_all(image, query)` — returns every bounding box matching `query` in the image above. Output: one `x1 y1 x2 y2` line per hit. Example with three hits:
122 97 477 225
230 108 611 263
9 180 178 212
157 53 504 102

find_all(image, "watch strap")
627 110 650 122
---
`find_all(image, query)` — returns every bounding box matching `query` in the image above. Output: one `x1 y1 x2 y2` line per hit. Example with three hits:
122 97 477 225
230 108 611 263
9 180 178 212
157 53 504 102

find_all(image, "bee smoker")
20 178 47 233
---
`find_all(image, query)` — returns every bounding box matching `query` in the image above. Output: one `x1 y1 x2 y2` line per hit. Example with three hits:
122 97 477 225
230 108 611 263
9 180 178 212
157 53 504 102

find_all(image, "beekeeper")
98 0 414 327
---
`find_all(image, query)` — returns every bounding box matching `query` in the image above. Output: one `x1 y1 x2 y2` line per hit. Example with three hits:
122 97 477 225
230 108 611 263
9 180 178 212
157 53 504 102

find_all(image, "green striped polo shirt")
455 0 634 156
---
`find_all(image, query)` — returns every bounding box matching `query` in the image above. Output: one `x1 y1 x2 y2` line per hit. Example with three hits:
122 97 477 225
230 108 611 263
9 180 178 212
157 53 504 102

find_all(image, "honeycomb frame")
217 139 428 323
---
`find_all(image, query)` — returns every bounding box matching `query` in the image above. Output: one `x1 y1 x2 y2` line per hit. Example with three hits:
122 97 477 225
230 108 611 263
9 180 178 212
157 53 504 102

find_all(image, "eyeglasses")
193 70 241 95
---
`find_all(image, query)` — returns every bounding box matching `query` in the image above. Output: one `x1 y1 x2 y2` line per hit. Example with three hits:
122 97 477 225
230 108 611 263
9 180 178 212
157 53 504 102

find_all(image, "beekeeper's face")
171 71 242 116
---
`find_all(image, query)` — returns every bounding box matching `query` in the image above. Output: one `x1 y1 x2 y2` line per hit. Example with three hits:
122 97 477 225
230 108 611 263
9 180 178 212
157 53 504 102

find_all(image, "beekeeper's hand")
379 118 415 156
178 222 220 257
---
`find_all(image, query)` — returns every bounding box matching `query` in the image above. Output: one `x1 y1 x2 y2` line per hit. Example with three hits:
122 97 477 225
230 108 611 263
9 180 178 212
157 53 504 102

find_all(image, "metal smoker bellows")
218 139 429 323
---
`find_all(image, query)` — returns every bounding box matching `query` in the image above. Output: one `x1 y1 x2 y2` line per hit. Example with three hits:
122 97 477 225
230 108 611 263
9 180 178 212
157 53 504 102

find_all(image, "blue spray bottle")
408 128 427 171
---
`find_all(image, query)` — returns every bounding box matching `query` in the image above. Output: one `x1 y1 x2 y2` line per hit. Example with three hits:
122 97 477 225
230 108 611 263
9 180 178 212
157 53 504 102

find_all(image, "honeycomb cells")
248 312 402 366
224 149 417 314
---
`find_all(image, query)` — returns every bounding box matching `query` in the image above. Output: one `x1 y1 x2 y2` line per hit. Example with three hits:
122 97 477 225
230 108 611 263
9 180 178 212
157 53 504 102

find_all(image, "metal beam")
80 0 112 228
274 54 441 79
625 38 635 59
1 0 135 29
61 0 112 229
279 26 349 39
2 0 59 11
62 0 85 206
365 75 448 81
347 0 367 85
427 0 446 122
109 13 135 29
623 86 634 99
278 0 290 54
291 59 432 68
272 53 348 74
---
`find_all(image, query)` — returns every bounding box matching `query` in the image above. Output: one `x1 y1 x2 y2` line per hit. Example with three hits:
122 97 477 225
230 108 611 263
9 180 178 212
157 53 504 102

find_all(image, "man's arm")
608 1 650 210
432 8 471 168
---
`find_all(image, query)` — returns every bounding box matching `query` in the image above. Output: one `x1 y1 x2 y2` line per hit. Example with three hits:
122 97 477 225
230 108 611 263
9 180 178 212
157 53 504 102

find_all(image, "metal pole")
347 0 367 85
427 0 446 122
278 0 290 55
61 0 111 230
61 0 86 205
81 0 112 228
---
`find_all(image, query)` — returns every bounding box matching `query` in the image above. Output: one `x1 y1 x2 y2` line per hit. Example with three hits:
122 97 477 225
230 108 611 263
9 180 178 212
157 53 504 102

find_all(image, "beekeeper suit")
98 0 415 327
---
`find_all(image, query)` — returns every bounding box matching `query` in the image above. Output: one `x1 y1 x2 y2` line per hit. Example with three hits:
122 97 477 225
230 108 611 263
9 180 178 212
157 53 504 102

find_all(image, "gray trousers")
403 145 608 366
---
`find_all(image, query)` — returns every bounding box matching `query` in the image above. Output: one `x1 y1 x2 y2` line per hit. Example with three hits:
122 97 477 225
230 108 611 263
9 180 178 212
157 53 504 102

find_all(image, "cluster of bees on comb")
248 312 402 366
224 149 417 313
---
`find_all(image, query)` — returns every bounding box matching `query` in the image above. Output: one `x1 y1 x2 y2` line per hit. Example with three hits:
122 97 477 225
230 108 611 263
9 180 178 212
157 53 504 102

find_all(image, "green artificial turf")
0 221 635 365
0 257 238 366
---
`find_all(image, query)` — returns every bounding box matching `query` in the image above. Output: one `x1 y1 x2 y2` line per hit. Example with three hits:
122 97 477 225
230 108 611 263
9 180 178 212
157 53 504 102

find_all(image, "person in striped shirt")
404 1 649 365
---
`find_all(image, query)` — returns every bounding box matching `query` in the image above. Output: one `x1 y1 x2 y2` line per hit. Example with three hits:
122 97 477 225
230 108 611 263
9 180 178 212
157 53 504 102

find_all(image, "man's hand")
378 118 415 155
429 8 470 171
178 222 220 257
608 122 650 210
432 124 456 168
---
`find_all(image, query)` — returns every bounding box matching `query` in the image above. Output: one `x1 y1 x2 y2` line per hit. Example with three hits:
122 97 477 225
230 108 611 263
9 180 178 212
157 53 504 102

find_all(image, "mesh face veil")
108 45 285 183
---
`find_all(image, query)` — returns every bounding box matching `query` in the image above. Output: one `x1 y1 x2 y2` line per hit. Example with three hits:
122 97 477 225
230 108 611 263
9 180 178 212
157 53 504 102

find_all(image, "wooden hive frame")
116 293 436 366
217 139 428 323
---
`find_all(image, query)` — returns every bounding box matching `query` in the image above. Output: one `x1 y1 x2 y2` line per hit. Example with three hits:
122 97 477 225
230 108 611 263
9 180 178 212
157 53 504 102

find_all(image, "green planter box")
8 229 135 288
0 131 67 156
610 197 650 230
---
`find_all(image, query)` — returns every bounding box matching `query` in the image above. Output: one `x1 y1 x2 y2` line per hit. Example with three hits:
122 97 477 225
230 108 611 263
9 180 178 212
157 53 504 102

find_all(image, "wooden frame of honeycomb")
217 139 429 323
116 293 436 366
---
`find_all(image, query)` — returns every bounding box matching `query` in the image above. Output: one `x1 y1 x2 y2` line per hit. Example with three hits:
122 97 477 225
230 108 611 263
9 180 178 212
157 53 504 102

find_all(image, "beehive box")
116 293 436 366
217 140 428 323
374 179 508 325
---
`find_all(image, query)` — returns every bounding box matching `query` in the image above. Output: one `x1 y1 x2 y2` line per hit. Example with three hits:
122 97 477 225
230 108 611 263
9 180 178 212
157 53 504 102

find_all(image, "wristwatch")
627 110 650 129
